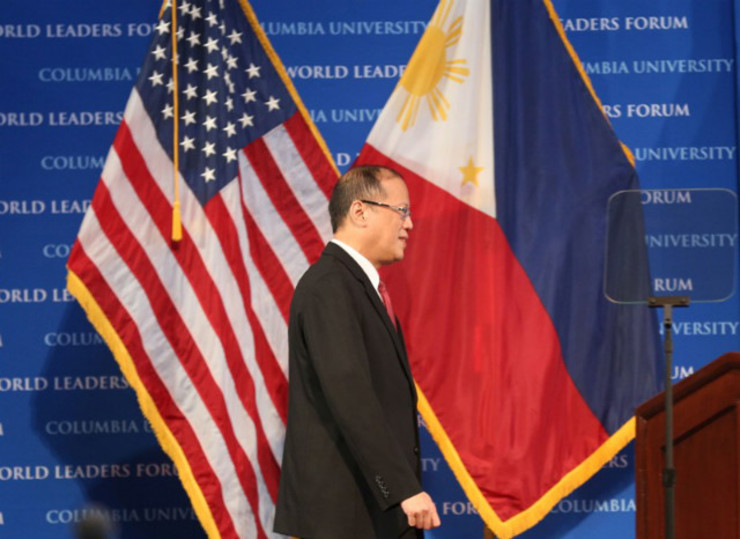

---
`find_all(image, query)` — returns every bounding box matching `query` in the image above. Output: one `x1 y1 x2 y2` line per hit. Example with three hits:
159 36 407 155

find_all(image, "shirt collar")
330 238 381 296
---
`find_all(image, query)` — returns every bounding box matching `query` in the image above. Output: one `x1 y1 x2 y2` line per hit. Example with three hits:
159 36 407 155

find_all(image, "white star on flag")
187 32 201 46
204 37 219 52
242 88 256 103
152 45 167 60
265 96 280 111
202 141 217 157
224 72 235 93
185 57 199 73
201 166 216 182
162 103 174 119
246 62 261 78
182 110 197 125
180 135 195 152
149 71 164 86
238 112 254 127
155 19 170 35
203 116 217 131
183 84 198 99
203 89 219 105
227 29 242 44
204 63 219 79
223 122 236 137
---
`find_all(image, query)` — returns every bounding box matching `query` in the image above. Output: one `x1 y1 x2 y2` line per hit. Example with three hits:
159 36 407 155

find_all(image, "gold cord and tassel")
170 0 182 242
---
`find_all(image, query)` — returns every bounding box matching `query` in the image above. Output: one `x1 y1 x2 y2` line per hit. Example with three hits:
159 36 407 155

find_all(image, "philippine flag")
356 0 663 537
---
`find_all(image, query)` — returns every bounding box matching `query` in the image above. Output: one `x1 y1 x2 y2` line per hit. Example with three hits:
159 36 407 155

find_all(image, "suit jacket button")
413 447 419 455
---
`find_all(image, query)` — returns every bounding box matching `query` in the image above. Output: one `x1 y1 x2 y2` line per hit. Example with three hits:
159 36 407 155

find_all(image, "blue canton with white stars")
135 0 297 206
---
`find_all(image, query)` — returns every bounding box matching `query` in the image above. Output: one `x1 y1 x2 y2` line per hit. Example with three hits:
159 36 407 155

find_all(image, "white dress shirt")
330 239 382 298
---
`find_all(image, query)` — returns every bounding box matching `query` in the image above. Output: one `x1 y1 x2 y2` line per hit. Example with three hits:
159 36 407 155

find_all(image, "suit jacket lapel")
323 243 417 397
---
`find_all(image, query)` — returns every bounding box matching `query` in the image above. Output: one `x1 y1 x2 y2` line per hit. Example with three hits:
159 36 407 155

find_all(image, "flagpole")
647 295 689 539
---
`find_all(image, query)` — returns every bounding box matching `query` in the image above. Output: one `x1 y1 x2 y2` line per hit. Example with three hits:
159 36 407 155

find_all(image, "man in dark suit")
274 166 440 539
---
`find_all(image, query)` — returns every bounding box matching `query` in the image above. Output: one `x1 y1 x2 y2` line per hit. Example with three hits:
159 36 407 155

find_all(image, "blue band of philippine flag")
66 0 337 538
357 0 663 537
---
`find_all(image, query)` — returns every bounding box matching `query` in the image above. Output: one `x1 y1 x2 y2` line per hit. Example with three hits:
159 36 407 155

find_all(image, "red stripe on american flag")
114 121 282 503
283 112 337 200
113 123 280 507
205 193 289 423
87 179 271 539
237 175 294 323
67 242 242 539
243 138 326 263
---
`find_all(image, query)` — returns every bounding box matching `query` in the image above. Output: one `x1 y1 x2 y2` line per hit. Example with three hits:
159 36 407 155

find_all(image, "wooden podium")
635 352 740 539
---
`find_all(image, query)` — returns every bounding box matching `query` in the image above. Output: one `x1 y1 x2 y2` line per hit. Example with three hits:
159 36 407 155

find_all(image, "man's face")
364 175 413 267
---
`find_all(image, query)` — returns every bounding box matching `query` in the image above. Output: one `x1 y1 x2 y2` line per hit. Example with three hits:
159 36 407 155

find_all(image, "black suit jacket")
274 242 422 539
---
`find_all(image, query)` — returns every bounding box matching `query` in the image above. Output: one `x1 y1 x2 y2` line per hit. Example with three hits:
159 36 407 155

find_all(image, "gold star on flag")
459 156 483 186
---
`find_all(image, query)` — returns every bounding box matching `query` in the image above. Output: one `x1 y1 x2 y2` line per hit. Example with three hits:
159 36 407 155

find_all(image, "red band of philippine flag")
357 0 663 537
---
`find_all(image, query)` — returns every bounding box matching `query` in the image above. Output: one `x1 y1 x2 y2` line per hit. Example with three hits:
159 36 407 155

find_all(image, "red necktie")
378 281 397 329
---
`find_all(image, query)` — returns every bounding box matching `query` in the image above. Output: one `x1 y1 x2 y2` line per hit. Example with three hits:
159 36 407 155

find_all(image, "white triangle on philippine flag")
366 0 495 218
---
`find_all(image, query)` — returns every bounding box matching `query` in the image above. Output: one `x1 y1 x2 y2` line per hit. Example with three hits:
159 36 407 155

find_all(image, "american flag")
67 1 337 537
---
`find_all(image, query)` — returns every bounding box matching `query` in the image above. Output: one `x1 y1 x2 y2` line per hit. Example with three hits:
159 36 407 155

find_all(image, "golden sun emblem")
396 0 470 131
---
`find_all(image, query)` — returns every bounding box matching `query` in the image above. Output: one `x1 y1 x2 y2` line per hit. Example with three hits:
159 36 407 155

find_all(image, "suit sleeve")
297 276 422 510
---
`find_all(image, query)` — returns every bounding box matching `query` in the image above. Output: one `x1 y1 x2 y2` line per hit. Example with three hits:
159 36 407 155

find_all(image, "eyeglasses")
360 200 412 220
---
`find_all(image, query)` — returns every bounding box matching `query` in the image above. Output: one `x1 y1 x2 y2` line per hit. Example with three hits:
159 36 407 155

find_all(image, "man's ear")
347 200 366 227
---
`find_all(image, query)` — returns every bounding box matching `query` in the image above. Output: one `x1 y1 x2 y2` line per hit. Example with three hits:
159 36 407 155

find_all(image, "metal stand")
647 295 689 539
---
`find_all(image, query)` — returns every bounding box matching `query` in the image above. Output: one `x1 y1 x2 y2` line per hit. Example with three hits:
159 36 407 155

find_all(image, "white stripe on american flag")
122 105 289 539
262 124 333 241
77 208 260 539
238 151 311 287
96 145 278 532
213 183 290 442
219 184 290 377
182 183 287 466
126 90 286 465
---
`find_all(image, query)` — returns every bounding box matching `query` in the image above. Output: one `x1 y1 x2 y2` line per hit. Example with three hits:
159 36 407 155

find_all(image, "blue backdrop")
1 1 738 538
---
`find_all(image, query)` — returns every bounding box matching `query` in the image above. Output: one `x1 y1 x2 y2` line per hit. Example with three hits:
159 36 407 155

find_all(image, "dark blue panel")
492 0 663 433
